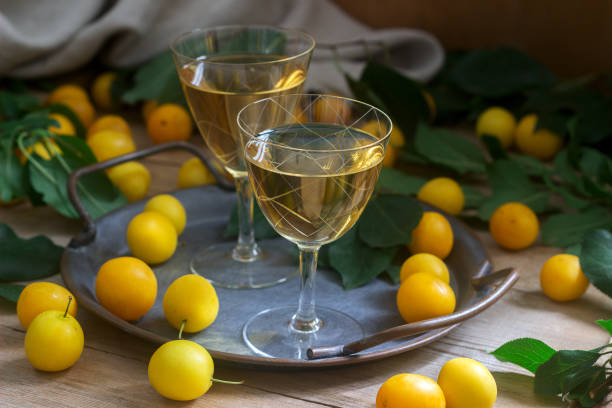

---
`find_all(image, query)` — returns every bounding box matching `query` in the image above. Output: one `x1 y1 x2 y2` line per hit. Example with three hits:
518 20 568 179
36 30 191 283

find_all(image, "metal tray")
60 142 514 369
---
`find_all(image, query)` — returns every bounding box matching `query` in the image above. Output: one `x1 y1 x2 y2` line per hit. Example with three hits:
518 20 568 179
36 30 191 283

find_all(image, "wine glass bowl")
171 26 314 177
239 94 392 358
170 26 315 288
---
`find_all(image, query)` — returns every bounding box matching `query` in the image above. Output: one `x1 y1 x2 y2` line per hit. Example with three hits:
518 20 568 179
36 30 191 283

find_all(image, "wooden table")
1 118 610 407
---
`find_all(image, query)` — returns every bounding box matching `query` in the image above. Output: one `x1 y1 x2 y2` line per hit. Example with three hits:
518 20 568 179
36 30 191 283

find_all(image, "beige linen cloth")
0 0 444 92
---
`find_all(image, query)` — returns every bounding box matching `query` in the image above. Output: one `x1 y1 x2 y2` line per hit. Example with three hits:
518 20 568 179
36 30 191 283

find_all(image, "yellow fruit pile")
92 254 221 401
377 357 497 408
396 252 455 324
16 282 83 372
47 80 154 203
93 255 219 331
21 74 233 403
126 194 186 265
393 211 457 324
476 106 563 160
92 195 220 400
47 84 96 128
86 114 150 202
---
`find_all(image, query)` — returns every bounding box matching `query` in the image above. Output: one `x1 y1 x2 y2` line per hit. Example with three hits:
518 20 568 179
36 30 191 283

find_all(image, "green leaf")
490 338 556 374
0 223 64 282
565 243 582 257
223 203 278 240
0 283 25 302
554 149 584 193
462 185 487 209
358 194 423 248
580 228 612 298
561 365 604 394
522 88 581 115
0 222 17 240
0 92 20 120
375 167 426 195
511 154 551 177
478 159 553 220
579 149 607 180
578 148 612 199
596 319 612 336
0 114 56 135
414 123 487 174
426 83 472 121
0 90 41 120
122 51 186 106
478 190 552 221
54 133 98 164
317 246 330 268
0 136 27 201
565 366 607 407
487 159 533 191
481 134 507 160
28 136 127 219
534 350 599 395
574 103 612 145
451 47 555 98
399 150 429 165
28 157 76 218
541 209 612 248
359 62 430 137
534 111 568 136
385 264 401 285
543 175 591 211
328 228 397 289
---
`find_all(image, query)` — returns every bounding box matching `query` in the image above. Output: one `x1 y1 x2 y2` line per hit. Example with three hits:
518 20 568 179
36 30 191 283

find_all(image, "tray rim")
61 185 494 369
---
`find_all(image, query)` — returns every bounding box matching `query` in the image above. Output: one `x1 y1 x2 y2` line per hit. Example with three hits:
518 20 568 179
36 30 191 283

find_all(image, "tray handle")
307 267 519 360
67 141 233 248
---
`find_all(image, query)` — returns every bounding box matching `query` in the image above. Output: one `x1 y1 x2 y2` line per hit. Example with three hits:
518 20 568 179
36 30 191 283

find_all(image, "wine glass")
238 94 392 358
170 26 315 288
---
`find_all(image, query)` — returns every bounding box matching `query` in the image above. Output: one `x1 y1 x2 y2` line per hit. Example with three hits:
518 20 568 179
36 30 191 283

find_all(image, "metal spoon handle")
307 267 519 360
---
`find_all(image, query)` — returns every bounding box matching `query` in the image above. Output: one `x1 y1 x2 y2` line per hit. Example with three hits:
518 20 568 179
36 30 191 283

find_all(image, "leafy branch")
344 49 612 253
0 89 128 219
491 319 612 407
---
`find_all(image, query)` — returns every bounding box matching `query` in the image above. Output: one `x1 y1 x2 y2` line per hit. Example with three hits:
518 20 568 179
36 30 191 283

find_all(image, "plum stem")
211 378 244 385
178 319 186 339
64 296 72 318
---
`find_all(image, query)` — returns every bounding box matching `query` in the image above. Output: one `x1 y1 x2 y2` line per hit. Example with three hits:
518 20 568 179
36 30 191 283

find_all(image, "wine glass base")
242 306 364 360
190 240 297 289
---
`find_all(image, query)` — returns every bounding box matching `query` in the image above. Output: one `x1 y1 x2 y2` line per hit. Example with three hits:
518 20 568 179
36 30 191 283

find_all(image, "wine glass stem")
290 245 321 333
232 175 261 263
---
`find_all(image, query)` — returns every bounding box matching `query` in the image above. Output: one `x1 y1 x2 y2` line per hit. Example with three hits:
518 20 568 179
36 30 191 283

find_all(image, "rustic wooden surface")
1 116 610 408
